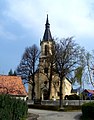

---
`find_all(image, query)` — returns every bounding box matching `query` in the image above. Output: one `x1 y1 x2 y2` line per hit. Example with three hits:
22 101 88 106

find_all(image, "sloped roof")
42 14 53 41
0 75 27 96
83 89 94 95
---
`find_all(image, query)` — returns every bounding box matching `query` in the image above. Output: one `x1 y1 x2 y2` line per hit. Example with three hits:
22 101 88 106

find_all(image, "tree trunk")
32 61 35 100
48 64 53 99
59 76 64 110
59 77 63 108
32 74 35 100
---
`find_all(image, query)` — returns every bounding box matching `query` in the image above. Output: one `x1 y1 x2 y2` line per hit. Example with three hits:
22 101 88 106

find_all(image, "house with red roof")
82 89 94 100
0 75 27 100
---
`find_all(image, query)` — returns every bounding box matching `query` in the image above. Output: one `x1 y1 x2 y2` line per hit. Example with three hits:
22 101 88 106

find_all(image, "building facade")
28 15 72 100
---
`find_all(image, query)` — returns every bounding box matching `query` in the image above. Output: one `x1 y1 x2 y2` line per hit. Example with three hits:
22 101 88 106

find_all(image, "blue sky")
0 0 94 79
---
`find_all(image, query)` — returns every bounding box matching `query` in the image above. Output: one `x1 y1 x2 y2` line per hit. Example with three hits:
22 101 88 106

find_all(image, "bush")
28 104 81 111
82 102 94 119
0 94 28 120
28 104 59 111
64 105 81 111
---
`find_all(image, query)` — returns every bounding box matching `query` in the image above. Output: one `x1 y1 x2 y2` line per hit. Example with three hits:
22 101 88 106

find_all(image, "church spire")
42 14 53 41
45 14 50 29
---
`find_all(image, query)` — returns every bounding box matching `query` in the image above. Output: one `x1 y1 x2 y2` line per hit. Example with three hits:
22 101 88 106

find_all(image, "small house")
82 89 94 100
0 75 27 100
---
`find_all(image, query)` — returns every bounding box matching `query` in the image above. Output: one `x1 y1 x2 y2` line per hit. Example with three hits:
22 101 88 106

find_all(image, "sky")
0 0 94 79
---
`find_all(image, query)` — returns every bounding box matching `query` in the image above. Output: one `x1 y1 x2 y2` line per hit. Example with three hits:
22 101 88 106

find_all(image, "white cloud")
1 0 94 74
2 0 94 48
5 0 41 29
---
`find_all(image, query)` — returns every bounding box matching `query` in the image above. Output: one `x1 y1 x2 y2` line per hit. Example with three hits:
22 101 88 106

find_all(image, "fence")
27 99 94 106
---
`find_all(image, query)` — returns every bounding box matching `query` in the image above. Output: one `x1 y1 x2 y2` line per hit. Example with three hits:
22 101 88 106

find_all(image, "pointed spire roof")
42 14 53 41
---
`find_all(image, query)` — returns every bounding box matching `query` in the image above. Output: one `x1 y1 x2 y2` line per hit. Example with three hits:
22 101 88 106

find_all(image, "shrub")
28 104 59 111
28 104 81 111
0 94 28 120
64 105 81 111
82 102 94 119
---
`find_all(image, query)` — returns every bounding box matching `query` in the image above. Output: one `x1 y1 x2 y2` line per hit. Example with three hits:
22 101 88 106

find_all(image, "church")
28 15 72 100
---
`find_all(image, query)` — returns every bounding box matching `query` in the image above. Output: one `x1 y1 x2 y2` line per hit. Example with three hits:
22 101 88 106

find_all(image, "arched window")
45 45 48 55
44 67 48 74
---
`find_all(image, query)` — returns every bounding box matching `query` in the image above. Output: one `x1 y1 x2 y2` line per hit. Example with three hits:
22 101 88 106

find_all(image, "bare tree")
16 44 40 100
85 51 94 87
54 37 85 108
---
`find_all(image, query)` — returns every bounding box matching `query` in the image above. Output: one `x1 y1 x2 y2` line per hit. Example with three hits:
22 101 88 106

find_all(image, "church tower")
36 14 55 100
28 15 72 101
39 14 54 74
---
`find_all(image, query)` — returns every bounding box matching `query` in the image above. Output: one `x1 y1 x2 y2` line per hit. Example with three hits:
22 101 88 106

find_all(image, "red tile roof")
84 89 94 95
0 75 27 96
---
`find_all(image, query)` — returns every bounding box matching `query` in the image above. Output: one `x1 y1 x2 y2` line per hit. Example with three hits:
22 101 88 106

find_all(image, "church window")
57 81 59 85
44 67 48 74
44 80 47 85
45 45 48 55
58 92 60 96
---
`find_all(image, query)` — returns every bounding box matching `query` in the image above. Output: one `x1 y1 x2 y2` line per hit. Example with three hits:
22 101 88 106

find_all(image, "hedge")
28 104 59 111
28 104 81 111
0 94 28 120
82 102 94 119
